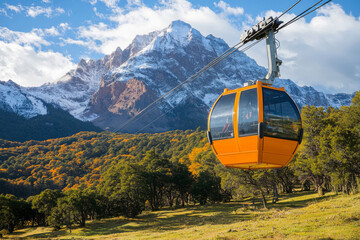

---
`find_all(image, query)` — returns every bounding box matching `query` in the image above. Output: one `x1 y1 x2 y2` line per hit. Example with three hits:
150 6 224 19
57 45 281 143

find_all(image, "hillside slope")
6 192 360 239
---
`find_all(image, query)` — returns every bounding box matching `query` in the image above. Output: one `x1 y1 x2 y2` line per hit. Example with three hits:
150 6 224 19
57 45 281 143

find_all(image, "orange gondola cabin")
207 16 303 169
207 81 302 169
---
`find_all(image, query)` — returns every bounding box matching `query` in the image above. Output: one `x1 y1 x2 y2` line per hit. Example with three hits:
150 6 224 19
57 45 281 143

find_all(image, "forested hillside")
0 104 101 142
0 92 359 234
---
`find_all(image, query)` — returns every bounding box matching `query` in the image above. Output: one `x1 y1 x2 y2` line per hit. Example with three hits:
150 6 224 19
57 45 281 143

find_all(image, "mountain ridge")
0 20 355 134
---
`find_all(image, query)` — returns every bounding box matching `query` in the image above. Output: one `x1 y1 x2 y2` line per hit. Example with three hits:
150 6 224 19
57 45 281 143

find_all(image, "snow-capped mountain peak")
165 20 194 42
0 80 47 119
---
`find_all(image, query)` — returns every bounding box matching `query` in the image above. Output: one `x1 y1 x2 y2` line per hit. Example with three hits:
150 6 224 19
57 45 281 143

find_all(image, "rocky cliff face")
1 20 355 133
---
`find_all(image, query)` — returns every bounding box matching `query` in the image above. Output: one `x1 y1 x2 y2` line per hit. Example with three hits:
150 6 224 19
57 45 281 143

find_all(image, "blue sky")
0 0 359 94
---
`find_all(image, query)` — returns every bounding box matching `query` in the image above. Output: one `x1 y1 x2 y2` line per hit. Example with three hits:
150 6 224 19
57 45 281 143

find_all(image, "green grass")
4 191 360 239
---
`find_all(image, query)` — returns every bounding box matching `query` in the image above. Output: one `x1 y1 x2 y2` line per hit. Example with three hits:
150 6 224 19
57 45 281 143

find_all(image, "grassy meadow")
4 191 360 240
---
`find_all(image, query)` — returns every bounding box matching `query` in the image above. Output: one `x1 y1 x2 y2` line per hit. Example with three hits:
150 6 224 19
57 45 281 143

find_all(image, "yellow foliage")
188 146 207 162
75 151 84 157
187 146 209 175
189 162 201 176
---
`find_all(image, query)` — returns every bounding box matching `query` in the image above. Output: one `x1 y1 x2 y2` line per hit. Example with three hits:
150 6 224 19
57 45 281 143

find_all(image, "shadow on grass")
78 203 253 236
268 191 335 209
4 228 67 239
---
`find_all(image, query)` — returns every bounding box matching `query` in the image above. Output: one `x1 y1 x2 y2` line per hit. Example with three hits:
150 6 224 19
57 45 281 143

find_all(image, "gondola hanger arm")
240 17 283 86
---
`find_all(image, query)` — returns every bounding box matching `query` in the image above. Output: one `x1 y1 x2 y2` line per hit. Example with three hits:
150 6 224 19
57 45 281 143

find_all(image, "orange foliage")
0 129 208 193
187 146 208 175
75 151 84 157
188 146 207 162
189 162 201 176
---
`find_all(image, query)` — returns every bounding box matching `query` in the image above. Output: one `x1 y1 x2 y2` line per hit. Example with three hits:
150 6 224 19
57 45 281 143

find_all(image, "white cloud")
4 3 24 13
0 27 75 86
61 38 90 47
99 0 120 8
214 1 244 16
93 7 106 18
0 8 8 16
1 4 64 18
127 0 142 7
0 27 50 47
74 0 240 54
44 26 60 36
246 3 360 94
0 42 76 87
27 6 64 18
59 23 71 31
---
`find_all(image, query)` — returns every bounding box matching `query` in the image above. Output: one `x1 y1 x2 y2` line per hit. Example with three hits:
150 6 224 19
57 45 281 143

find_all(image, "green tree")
0 194 32 233
293 106 331 196
48 197 75 231
30 189 63 225
326 92 360 193
48 189 95 230
171 162 194 207
191 171 222 205
100 162 147 217
141 150 171 210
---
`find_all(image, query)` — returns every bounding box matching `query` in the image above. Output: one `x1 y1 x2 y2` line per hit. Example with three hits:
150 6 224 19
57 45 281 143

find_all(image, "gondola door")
208 91 239 166
261 87 302 167
235 86 261 168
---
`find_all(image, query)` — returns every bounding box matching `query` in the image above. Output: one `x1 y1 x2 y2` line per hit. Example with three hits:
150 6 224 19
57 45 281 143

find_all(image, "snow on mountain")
104 20 265 105
27 58 107 121
1 20 354 132
0 80 47 119
81 20 271 131
273 79 354 109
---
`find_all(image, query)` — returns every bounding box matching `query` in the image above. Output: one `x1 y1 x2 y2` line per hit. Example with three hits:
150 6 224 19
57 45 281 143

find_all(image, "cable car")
207 81 302 169
207 17 303 169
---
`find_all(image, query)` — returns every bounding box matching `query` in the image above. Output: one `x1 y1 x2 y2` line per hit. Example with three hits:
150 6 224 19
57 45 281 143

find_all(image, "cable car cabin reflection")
207 81 302 169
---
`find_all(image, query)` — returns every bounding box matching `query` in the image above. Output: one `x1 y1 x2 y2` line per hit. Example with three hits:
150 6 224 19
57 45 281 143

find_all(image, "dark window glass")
263 88 301 140
238 89 258 136
210 93 236 140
